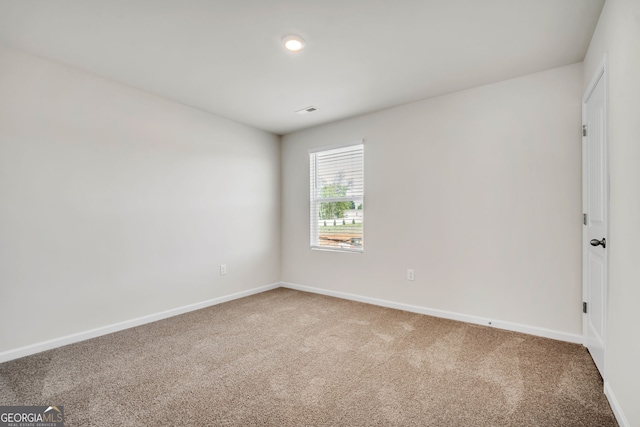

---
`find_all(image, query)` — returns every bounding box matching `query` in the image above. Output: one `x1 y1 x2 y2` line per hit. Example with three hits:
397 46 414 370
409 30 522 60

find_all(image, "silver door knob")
590 238 606 248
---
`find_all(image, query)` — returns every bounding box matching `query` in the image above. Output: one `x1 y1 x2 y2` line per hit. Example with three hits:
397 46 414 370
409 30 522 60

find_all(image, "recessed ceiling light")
282 35 305 52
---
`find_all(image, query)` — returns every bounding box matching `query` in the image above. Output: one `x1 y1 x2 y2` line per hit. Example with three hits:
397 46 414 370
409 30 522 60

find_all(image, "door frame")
582 53 609 379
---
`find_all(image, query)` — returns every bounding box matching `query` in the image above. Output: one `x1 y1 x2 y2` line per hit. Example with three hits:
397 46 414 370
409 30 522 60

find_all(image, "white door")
582 62 608 378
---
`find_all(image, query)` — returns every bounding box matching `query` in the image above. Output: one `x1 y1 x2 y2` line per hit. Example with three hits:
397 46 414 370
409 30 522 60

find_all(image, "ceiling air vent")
295 106 318 115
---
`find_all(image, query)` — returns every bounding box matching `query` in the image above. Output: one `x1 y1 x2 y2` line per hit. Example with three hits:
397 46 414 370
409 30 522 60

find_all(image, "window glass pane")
318 201 363 250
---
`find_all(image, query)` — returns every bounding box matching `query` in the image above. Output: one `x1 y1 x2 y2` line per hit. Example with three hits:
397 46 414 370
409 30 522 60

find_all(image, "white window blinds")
309 142 364 252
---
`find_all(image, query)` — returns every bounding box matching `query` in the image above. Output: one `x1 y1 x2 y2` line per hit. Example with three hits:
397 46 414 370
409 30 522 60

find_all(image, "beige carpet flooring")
0 288 617 426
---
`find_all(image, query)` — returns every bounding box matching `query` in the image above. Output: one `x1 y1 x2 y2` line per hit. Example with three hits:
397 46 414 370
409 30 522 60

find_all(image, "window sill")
311 246 363 254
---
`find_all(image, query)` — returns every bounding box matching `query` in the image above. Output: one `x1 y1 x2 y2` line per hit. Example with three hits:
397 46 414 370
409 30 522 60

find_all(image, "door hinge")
582 125 587 137
583 302 588 314
583 213 588 225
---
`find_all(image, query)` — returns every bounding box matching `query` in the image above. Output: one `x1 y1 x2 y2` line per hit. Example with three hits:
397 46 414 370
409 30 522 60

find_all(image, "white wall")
282 63 583 337
0 45 281 354
583 0 640 425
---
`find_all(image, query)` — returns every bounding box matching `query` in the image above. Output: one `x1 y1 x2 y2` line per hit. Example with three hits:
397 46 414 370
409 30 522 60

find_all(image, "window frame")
309 140 364 253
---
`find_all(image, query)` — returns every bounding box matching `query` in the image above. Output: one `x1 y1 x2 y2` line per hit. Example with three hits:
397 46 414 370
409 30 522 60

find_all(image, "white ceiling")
0 0 604 135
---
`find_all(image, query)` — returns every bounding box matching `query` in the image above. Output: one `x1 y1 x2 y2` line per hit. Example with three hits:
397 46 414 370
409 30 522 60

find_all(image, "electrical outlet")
220 264 227 275
407 269 414 281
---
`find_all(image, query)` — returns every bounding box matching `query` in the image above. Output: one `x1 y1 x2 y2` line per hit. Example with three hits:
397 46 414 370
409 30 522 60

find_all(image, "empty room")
1 0 639 426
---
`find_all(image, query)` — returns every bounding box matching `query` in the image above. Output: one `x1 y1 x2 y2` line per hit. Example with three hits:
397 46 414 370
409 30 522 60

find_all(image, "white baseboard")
604 381 630 427
280 282 583 344
1 280 584 364
0 282 280 364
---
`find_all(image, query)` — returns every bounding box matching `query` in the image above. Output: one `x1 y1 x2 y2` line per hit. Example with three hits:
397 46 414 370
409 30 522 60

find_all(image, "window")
309 141 364 252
